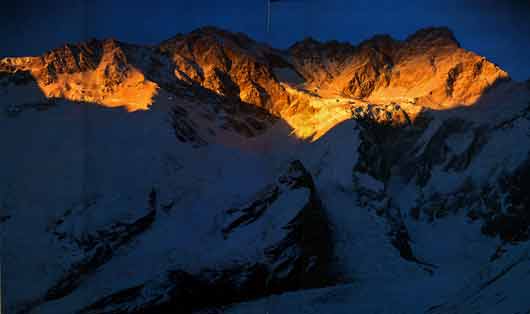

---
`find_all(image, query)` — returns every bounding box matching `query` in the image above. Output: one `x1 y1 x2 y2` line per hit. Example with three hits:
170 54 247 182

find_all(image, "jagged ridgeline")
1 26 530 314
0 26 509 138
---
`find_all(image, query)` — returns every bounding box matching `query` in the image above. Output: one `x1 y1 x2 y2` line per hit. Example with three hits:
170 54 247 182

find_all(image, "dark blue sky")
2 0 530 80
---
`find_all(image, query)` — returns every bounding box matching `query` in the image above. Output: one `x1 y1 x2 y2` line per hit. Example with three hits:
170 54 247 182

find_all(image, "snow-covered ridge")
0 25 513 141
1 26 530 314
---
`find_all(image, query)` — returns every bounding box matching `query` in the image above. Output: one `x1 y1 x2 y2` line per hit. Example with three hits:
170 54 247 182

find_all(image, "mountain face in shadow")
1 26 530 314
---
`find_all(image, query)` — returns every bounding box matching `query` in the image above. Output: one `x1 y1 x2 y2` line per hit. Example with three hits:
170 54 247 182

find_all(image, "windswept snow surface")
2 78 530 314
1 87 282 312
226 85 530 313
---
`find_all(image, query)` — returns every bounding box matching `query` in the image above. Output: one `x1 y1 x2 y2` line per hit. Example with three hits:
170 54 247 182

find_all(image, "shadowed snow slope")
1 26 530 314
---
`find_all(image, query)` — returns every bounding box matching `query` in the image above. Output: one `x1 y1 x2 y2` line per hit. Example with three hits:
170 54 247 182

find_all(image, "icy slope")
226 83 530 314
1 26 530 314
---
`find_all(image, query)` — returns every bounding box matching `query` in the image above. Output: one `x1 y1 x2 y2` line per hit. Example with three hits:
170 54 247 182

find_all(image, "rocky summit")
1 26 530 314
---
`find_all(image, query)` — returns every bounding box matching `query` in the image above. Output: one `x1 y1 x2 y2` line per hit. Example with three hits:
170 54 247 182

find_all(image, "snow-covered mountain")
1 26 529 314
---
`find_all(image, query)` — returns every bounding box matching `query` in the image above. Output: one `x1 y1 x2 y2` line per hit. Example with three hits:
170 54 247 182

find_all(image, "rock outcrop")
76 160 333 314
289 27 509 108
158 27 292 115
44 190 158 301
2 26 509 116
0 39 160 110
3 25 529 314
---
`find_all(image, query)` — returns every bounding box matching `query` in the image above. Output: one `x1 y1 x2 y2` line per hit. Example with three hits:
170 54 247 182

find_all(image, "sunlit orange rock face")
0 39 158 111
289 27 509 108
158 27 292 115
0 26 510 134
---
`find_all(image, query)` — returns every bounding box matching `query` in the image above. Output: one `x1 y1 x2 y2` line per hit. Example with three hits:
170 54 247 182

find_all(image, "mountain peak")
289 36 321 49
405 26 460 48
360 34 398 46
1 26 511 117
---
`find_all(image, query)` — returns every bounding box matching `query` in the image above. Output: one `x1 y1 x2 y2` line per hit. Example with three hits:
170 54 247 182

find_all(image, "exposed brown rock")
159 27 291 115
0 26 512 122
288 26 509 108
